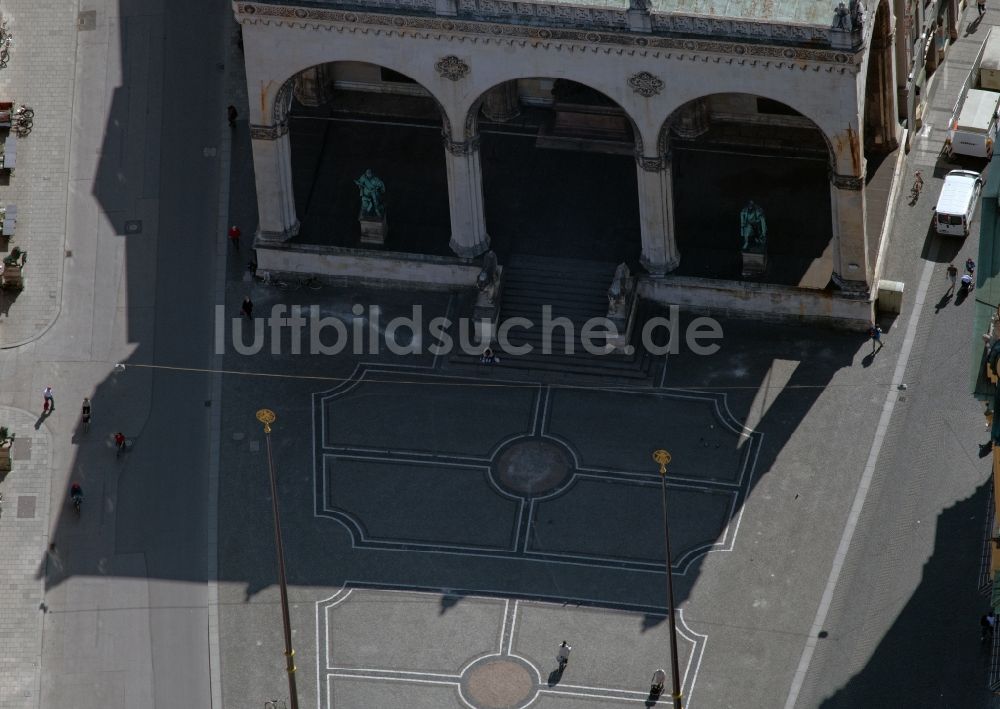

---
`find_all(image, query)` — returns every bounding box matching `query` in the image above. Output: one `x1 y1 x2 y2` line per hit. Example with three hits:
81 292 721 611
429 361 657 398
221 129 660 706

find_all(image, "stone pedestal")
605 294 639 354
359 213 388 246
473 266 503 345
604 264 638 354
740 250 767 279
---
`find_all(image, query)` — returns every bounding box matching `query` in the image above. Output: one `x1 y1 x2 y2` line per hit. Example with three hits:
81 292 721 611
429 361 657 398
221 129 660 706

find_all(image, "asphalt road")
34 0 227 706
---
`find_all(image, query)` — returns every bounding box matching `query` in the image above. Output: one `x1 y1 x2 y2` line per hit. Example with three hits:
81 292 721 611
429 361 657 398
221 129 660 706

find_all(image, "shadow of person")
934 291 953 313
966 12 984 35
956 287 971 305
34 410 50 430
546 667 563 687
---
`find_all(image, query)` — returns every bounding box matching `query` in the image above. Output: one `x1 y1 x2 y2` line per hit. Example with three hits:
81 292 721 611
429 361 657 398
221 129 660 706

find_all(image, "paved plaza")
214 259 902 707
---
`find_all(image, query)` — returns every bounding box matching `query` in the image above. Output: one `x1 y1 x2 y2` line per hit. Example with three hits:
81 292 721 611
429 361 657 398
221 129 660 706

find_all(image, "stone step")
449 351 653 380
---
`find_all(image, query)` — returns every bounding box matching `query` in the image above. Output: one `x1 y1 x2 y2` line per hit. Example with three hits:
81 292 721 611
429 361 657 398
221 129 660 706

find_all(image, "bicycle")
263 272 300 291
14 104 33 121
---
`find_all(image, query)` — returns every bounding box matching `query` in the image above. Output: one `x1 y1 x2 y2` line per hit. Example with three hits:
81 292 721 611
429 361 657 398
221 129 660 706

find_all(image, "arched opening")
664 93 833 286
285 62 452 254
863 1 898 155
469 78 642 265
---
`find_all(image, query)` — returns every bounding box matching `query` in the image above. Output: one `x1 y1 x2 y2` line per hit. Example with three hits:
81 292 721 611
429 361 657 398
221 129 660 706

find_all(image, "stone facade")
233 0 899 313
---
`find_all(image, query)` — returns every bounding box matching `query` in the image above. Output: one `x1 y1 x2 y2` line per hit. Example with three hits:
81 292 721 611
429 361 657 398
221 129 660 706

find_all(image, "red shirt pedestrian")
228 225 241 250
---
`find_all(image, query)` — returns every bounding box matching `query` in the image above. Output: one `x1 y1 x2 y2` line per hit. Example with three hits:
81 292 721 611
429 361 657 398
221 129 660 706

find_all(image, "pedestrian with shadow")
869 324 883 353
947 263 958 294
241 296 253 319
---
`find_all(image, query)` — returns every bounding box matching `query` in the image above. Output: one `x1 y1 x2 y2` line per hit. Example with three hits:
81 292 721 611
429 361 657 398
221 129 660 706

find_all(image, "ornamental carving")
250 123 288 140
830 171 863 190
442 132 481 155
233 4 863 67
435 55 470 81
628 71 663 97
635 154 664 172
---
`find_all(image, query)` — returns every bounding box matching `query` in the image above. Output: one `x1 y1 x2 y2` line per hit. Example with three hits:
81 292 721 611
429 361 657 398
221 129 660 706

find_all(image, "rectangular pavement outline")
315 583 708 708
314 365 543 453
319 452 525 553
538 384 759 487
317 448 740 573
312 370 764 575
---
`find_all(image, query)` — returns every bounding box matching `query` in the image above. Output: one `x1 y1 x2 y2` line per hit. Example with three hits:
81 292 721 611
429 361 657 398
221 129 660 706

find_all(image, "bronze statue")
354 169 386 218
740 200 767 251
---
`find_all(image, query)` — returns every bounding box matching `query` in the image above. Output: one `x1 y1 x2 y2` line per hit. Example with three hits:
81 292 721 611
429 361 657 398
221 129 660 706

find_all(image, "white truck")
946 27 1000 158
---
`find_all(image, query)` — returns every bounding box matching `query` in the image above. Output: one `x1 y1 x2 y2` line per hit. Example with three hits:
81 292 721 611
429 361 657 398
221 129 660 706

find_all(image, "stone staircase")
449 254 655 380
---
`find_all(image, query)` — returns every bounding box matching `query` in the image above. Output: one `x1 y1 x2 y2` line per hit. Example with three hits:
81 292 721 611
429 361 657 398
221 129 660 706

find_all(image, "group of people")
945 258 976 295
40 387 129 513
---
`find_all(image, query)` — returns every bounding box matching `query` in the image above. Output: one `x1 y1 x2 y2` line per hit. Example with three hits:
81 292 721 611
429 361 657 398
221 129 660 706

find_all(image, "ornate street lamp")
653 449 683 709
257 409 300 709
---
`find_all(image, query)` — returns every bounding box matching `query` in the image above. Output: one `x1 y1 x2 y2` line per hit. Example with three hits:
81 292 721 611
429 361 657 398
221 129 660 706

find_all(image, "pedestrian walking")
979 0 987 17
42 386 54 413
114 431 126 457
869 324 883 353
241 296 253 319
983 610 997 640
556 641 571 671
227 104 238 128
967 258 977 275
228 225 241 251
947 263 958 293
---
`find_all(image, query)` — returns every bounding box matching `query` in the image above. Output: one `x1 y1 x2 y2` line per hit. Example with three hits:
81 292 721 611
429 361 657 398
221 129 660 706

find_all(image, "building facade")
234 0 903 324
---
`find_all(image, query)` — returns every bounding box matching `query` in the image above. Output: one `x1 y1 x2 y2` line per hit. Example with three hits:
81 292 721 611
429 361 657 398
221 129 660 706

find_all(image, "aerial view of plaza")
4 0 1000 707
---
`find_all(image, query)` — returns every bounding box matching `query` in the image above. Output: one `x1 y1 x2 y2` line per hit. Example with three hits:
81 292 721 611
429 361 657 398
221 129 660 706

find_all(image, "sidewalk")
0 0 78 347
0 406 51 708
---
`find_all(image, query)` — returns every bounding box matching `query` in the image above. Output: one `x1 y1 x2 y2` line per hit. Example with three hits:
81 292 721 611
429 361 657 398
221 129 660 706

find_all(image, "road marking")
783 245 938 708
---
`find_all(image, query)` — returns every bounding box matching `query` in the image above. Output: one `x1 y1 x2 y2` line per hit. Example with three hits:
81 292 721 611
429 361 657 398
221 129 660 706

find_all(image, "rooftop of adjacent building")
248 0 842 33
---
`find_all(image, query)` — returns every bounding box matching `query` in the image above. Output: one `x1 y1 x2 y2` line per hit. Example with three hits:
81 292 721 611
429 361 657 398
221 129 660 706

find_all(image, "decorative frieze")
830 171 864 190
627 71 663 97
443 132 481 155
635 154 664 171
250 123 289 140
235 4 862 66
435 55 470 81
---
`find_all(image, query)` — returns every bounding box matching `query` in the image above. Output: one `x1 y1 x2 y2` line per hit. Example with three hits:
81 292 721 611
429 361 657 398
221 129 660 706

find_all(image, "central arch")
464 77 643 265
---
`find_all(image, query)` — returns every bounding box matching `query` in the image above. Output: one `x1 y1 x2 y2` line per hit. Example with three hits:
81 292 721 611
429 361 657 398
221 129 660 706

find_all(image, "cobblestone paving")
0 407 51 709
0 0 78 347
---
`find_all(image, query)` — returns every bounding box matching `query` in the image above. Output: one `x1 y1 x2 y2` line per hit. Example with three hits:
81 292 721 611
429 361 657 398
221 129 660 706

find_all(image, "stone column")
635 153 680 276
443 133 490 258
481 81 521 123
829 170 870 296
251 81 299 243
250 125 299 243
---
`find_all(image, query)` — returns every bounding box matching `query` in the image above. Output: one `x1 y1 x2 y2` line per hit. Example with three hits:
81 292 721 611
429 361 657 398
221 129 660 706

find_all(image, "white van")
934 169 983 237
947 89 1000 158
